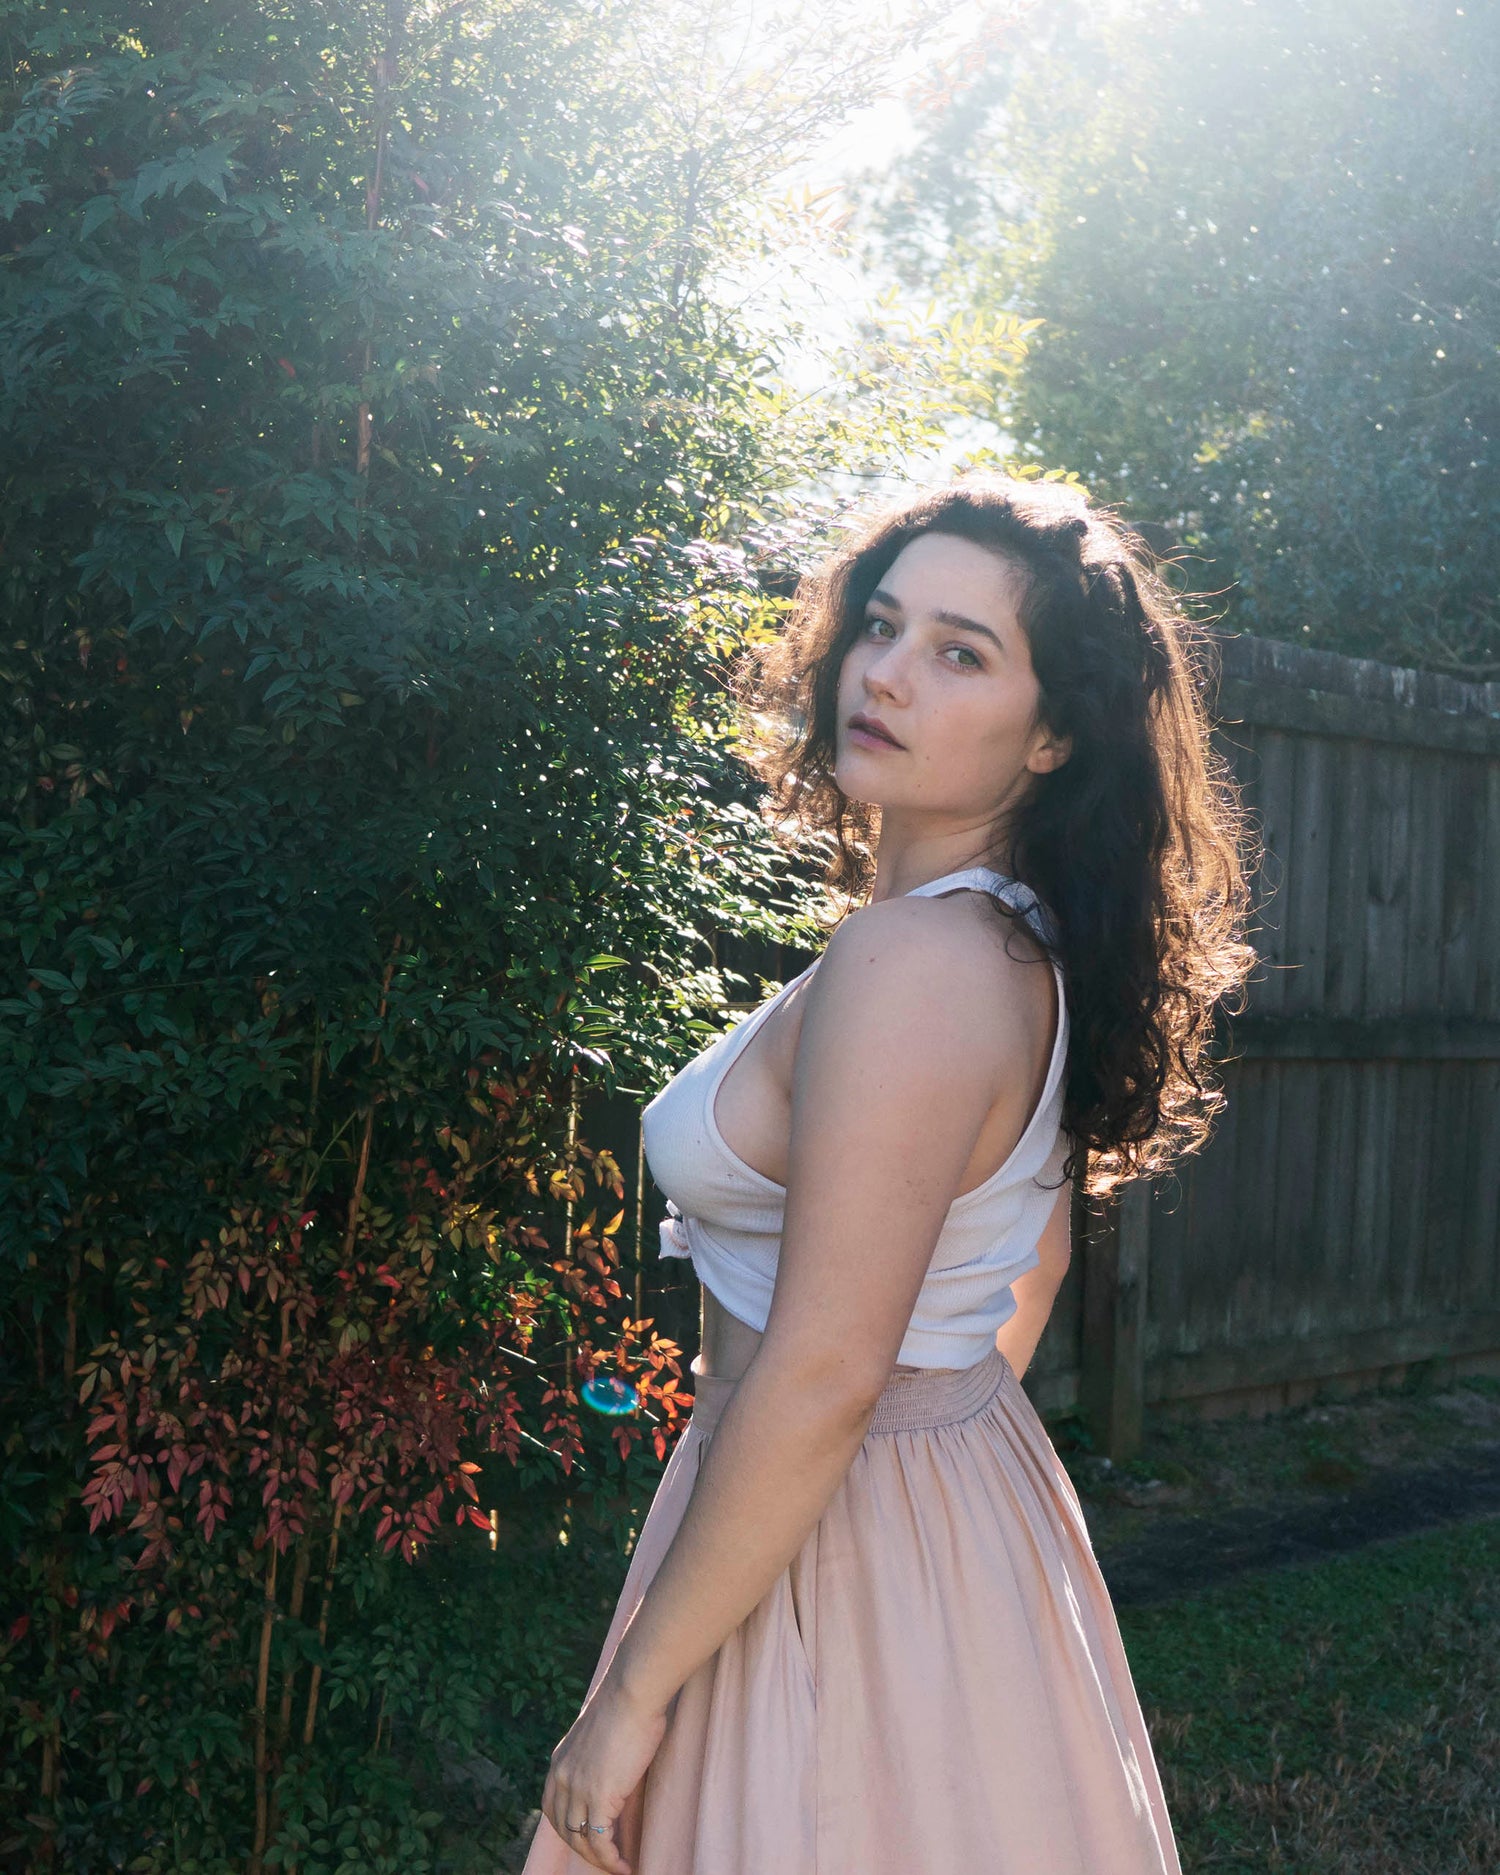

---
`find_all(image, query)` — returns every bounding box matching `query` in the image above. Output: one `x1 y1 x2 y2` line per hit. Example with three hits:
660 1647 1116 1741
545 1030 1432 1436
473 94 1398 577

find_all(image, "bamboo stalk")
275 1536 313 1750
295 1019 324 1212
341 1110 376 1264
264 1534 312 1861
341 937 402 1260
63 1241 82 1388
562 1061 578 1396
356 39 394 476
301 1499 345 1749
36 1548 65 1864
634 1114 646 1322
247 1541 281 1875
37 1726 56 1869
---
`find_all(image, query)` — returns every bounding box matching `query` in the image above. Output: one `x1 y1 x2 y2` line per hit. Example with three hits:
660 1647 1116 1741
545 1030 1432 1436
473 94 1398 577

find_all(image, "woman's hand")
540 1675 668 1874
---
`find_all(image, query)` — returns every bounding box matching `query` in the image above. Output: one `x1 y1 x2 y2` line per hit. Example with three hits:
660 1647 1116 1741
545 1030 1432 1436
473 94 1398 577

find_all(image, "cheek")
914 687 1034 777
839 641 872 686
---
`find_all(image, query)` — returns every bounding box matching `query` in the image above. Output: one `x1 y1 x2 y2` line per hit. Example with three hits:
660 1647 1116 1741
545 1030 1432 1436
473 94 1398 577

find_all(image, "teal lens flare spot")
581 1374 639 1416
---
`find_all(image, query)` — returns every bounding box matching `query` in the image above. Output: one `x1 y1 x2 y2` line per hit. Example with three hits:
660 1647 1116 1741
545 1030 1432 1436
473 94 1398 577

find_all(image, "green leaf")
79 195 116 239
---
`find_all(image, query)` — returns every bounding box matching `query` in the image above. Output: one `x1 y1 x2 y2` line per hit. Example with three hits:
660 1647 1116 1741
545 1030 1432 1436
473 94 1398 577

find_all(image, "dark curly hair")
730 472 1261 1197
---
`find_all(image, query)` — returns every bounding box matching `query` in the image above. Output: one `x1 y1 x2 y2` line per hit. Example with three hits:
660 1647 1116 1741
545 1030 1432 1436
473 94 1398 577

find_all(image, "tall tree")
861 0 1498 676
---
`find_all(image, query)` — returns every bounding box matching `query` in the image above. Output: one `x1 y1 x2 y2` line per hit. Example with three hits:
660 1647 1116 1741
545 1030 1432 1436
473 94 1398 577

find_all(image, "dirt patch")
1057 1375 1500 1603
1098 1441 1500 1605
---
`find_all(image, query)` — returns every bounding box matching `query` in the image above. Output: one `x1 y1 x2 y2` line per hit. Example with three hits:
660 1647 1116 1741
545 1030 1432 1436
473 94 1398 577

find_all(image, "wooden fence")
583 630 1500 1456
1039 630 1500 1450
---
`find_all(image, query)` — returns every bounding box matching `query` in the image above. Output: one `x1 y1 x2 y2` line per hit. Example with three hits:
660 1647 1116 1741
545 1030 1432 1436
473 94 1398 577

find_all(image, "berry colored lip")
848 714 905 749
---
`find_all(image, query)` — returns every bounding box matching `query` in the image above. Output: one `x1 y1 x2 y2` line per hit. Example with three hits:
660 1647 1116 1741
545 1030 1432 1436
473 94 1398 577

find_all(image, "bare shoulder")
827 885 1046 965
822 887 1050 998
804 889 1050 1090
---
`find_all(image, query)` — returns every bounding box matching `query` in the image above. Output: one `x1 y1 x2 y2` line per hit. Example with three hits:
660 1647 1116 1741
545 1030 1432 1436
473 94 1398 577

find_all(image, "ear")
1028 727 1072 775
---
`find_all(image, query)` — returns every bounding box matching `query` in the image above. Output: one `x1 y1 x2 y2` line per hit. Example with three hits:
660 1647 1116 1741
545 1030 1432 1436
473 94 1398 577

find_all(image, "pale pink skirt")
523 1344 1181 1875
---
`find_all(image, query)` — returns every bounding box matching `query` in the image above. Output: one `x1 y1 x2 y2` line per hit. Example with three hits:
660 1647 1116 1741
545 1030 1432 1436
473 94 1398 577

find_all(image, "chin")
832 760 890 807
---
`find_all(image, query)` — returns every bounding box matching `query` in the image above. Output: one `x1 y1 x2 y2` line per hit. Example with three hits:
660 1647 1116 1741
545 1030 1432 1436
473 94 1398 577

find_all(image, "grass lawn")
1123 1517 1500 1874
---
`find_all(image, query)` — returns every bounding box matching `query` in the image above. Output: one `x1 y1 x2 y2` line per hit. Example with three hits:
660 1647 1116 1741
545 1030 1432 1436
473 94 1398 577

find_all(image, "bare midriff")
697 1282 924 1385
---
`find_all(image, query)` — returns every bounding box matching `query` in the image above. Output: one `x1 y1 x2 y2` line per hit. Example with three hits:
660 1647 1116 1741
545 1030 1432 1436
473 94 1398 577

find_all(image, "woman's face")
833 531 1071 832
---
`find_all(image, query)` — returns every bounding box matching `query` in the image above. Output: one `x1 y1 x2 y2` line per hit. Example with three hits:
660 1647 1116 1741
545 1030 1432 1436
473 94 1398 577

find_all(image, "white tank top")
640 867 1071 1370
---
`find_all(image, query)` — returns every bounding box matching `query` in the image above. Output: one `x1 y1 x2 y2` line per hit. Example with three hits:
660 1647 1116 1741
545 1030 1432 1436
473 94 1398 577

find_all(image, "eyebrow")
867 588 1007 655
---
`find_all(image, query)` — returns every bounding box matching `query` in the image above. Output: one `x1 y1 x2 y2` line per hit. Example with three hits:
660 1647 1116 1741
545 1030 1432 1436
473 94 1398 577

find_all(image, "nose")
862 634 913 700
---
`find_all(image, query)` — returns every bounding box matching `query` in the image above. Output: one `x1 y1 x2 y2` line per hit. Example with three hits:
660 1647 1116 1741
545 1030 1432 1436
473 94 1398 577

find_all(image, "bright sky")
709 1 1015 493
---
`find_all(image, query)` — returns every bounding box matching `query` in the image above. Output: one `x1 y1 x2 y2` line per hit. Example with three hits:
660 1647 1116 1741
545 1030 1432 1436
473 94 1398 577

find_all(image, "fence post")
1080 1176 1151 1459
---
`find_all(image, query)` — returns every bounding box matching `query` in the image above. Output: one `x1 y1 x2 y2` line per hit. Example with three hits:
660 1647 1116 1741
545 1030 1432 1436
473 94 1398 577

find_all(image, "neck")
866 844 1014 906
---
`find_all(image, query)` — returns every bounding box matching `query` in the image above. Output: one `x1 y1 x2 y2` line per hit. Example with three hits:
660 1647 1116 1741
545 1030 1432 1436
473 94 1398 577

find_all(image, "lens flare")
581 1373 639 1416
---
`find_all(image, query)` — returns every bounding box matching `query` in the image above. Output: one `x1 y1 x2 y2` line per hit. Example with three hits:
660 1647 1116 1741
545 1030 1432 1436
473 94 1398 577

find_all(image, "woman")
523 474 1258 1874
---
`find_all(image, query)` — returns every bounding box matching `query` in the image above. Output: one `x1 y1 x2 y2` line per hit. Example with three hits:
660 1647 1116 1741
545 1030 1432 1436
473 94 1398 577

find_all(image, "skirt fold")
524 1346 1180 1875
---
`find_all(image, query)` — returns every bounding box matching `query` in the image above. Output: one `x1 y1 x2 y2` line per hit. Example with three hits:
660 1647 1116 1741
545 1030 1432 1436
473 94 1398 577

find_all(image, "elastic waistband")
687 1343 1011 1438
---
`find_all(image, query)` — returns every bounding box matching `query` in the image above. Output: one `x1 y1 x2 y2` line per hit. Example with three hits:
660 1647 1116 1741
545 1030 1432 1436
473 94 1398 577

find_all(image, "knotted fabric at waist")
658 1198 692 1260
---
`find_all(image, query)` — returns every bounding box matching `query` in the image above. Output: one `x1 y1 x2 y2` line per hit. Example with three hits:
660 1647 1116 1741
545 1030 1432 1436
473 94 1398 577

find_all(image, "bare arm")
601 894 1041 1717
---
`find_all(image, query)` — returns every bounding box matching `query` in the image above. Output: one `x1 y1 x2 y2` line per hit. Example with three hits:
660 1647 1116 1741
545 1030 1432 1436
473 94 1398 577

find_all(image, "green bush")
0 2 850 1865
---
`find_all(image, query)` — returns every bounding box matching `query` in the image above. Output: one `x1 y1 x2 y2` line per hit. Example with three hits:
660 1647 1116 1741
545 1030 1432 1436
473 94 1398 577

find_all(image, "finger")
556 1806 627 1875
566 1821 616 1874
545 1771 584 1853
559 1816 602 1870
583 1831 630 1874
587 1813 634 1875
619 1777 645 1862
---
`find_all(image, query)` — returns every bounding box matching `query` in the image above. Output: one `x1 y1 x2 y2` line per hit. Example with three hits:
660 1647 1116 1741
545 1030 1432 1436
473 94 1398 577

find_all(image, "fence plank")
1325 736 1371 1016
1253 726 1297 1016
1404 750 1445 1013
1215 676 1500 755
1146 1310 1500 1400
1480 760 1500 1019
1426 1060 1472 1317
1286 729 1333 1014
1365 741 1412 1017
1320 1060 1361 1332
1212 1014 1500 1058
1081 1180 1151 1458
1466 1062 1500 1311
1438 751 1483 1015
